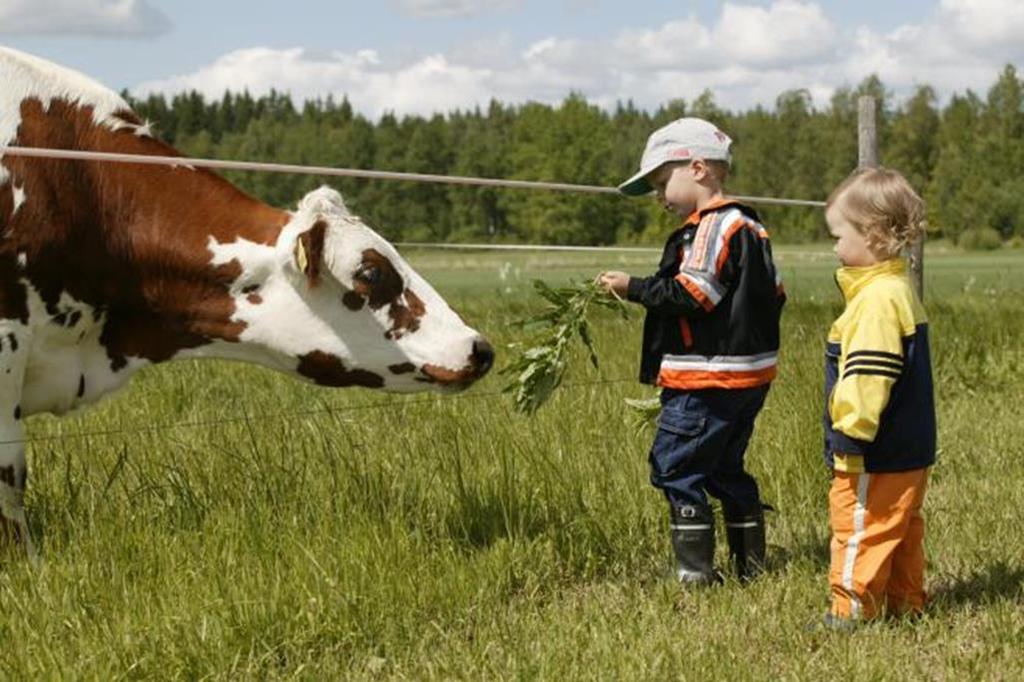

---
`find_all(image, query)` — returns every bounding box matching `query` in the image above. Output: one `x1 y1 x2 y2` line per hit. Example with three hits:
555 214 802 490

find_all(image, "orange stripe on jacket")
713 218 749 274
657 365 777 390
679 318 693 347
713 219 773 275
674 274 716 312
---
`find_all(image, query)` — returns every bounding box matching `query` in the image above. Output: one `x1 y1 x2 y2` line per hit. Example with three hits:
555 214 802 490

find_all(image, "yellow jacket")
823 259 936 473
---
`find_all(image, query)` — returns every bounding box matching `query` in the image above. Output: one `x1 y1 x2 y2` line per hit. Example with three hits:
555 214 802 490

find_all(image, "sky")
1 1 1022 119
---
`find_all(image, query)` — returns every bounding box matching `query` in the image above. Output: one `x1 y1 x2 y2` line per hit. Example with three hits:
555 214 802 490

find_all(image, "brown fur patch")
246 293 263 305
0 96 290 369
0 175 29 321
354 249 404 310
298 220 327 287
342 291 365 311
110 109 144 126
345 249 426 340
420 363 480 387
0 253 30 324
388 362 416 375
0 179 12 229
296 351 384 388
386 288 426 339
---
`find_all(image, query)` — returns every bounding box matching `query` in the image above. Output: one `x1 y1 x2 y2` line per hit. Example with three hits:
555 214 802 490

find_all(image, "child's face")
826 204 879 267
648 162 700 216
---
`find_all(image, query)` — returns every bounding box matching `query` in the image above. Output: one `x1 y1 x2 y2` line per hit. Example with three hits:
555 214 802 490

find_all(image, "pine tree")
927 92 984 242
976 65 1024 238
887 85 939 196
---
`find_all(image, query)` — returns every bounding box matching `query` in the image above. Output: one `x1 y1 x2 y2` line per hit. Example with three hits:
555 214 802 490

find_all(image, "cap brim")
617 169 654 196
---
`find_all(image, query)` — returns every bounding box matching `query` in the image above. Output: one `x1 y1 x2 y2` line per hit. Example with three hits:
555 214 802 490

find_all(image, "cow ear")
294 219 327 286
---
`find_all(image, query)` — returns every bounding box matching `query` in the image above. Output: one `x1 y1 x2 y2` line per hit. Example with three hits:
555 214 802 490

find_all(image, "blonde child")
822 167 936 626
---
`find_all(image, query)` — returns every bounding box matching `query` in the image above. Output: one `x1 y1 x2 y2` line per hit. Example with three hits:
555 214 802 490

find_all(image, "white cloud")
390 0 520 18
837 1 1024 98
134 48 496 119
613 19 716 70
614 2 836 71
130 1 1024 118
939 0 1024 47
0 0 170 37
718 1 837 66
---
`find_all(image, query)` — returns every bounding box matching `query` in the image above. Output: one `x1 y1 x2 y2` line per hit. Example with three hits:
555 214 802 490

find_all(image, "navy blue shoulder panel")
823 324 935 471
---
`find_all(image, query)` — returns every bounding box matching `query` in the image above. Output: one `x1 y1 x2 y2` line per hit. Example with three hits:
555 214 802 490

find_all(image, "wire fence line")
396 243 839 261
7 378 636 447
0 145 827 208
398 242 661 253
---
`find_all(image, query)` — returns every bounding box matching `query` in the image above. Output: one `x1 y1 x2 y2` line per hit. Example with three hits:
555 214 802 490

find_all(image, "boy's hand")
596 270 630 298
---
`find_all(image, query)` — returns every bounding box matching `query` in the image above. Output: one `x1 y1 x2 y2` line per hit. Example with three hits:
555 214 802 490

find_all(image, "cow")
0 46 494 558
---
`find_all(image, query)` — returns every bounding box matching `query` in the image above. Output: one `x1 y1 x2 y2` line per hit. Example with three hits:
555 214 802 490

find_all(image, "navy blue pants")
649 385 770 514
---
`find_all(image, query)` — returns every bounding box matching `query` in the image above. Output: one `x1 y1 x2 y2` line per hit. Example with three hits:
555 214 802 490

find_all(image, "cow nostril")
471 338 495 375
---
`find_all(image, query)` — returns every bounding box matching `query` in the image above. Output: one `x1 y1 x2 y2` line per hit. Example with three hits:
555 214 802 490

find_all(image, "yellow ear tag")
294 237 308 273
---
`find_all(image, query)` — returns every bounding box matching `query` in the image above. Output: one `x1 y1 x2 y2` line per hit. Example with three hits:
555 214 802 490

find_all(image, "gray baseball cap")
618 117 733 196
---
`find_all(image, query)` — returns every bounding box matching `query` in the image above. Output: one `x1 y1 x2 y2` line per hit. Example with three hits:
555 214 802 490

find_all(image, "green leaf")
624 395 662 435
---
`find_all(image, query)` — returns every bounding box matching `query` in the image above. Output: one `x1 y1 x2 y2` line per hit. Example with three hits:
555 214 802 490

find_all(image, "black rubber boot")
724 505 766 582
669 504 718 585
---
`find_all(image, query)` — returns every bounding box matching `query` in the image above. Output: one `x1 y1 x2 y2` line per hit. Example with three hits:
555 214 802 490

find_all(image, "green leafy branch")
502 279 629 415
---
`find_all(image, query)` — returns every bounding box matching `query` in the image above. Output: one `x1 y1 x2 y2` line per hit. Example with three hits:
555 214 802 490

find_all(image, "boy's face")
648 161 702 216
826 203 879 267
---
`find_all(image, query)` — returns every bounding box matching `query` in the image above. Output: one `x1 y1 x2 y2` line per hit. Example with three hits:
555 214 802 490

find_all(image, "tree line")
125 65 1024 247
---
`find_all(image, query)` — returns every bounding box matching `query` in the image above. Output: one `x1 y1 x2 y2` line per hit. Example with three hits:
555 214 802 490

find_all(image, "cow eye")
354 265 381 285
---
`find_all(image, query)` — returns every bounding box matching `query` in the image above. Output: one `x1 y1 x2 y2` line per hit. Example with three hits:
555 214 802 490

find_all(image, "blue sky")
2 1 1022 118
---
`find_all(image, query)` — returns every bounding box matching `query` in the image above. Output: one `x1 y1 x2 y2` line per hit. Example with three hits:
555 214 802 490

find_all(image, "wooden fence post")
858 95 925 299
857 96 878 169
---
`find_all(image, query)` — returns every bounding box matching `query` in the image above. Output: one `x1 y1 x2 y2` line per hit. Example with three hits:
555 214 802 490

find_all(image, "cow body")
0 46 493 554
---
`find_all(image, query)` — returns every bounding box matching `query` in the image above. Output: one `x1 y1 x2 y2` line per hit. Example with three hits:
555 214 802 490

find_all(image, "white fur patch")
18 282 141 416
11 184 25 216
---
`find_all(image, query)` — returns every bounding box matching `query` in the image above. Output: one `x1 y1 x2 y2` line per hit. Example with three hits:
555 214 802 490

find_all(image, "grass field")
2 246 1023 679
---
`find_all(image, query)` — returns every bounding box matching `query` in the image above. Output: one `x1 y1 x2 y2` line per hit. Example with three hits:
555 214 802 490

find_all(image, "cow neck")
3 98 291 367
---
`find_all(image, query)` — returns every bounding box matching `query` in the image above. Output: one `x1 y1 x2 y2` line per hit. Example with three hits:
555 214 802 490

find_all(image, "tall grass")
1 249 1022 678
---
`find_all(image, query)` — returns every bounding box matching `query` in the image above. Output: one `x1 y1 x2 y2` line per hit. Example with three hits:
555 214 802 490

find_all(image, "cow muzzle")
470 338 495 376
419 336 494 390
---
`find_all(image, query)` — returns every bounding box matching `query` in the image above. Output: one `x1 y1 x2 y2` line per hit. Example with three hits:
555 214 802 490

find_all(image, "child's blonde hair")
826 167 925 258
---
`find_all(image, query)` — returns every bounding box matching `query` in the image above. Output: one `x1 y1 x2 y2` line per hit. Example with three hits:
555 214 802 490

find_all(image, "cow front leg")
0 321 37 563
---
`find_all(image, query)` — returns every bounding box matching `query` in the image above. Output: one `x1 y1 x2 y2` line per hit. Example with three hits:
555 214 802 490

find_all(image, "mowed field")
2 245 1023 679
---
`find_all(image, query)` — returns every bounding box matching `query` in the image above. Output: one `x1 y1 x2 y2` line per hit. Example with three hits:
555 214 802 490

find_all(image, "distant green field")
403 243 1024 302
2 247 1022 678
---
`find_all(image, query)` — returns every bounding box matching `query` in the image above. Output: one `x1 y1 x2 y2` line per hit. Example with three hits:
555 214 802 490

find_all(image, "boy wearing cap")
598 118 785 584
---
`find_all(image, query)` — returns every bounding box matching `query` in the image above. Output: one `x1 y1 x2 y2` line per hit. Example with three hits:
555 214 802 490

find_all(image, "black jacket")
625 199 785 389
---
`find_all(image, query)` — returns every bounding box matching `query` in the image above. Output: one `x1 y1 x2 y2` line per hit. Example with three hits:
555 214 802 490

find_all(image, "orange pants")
828 467 929 620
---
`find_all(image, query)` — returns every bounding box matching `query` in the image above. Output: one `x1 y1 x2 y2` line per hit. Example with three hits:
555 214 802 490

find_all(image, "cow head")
276 187 493 392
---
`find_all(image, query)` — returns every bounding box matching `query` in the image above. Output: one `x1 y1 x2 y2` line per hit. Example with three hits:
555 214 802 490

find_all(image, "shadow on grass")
765 528 831 573
443 484 550 552
929 560 1024 611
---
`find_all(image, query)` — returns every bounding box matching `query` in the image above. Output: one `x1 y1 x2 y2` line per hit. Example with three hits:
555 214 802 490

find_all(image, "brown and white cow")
0 46 494 556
